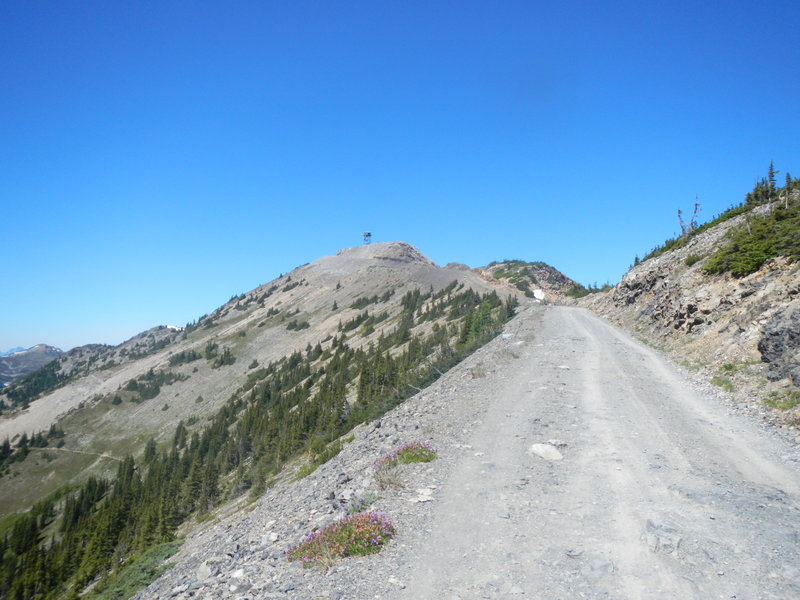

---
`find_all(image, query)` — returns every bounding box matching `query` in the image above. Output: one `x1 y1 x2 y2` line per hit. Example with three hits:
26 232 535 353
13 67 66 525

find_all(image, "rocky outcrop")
479 261 579 302
759 306 800 385
584 210 800 423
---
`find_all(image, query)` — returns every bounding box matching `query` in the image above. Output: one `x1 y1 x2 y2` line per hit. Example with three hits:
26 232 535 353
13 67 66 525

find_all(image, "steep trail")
390 306 800 600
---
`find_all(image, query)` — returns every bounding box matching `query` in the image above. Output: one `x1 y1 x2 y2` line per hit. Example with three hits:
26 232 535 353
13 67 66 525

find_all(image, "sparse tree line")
637 163 800 275
0 285 517 600
0 425 65 475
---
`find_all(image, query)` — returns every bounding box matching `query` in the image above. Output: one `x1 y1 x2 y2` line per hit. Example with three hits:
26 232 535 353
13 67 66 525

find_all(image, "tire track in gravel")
390 306 800 600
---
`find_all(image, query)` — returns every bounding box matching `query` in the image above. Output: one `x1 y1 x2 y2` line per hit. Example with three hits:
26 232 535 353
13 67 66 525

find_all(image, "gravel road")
386 306 800 600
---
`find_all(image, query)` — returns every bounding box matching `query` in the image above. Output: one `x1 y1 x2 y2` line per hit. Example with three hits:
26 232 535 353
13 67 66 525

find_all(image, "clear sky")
3 0 799 351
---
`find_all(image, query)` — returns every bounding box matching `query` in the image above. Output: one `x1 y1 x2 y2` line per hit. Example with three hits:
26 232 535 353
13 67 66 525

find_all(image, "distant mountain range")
0 344 63 387
0 347 26 357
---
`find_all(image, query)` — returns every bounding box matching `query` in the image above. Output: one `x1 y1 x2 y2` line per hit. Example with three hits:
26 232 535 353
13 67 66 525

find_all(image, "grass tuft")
711 375 735 393
764 391 800 411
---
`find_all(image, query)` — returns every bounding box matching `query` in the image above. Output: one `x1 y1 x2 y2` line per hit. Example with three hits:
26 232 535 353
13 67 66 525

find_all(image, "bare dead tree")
678 199 701 237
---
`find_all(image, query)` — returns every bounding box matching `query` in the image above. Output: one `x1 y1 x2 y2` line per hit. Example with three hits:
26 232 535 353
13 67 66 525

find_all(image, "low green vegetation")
86 539 183 600
339 310 389 333
168 350 201 366
374 441 438 489
294 437 348 481
703 199 800 276
711 375 735 393
350 289 395 309
287 511 395 568
210 347 235 368
375 441 437 469
684 253 703 267
764 390 800 411
286 319 310 331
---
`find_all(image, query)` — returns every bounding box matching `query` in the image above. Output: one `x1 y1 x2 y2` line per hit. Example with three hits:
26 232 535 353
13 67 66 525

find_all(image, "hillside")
476 260 580 301
0 242 578 600
583 174 800 426
0 345 63 387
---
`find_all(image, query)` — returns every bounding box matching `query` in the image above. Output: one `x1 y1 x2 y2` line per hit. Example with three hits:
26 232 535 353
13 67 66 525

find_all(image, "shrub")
684 253 702 267
287 511 396 567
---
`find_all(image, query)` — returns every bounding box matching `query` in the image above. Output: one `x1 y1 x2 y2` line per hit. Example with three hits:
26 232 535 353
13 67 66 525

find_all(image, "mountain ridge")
0 347 26 357
0 344 63 387
0 243 572 519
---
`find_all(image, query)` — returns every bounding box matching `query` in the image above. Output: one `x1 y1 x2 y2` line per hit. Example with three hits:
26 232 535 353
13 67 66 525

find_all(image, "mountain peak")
334 241 436 266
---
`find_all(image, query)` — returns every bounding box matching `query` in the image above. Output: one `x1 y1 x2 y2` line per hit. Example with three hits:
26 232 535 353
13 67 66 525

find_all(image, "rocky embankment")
582 211 800 425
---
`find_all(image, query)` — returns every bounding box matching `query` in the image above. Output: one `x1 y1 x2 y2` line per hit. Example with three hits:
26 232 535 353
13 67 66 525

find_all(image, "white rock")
528 443 563 461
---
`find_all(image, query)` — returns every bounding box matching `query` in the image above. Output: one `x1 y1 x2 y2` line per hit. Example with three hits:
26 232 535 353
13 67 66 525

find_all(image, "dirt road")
390 306 799 599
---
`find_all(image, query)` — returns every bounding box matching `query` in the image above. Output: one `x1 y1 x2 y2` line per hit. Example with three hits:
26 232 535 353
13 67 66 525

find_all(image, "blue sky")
3 0 799 351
